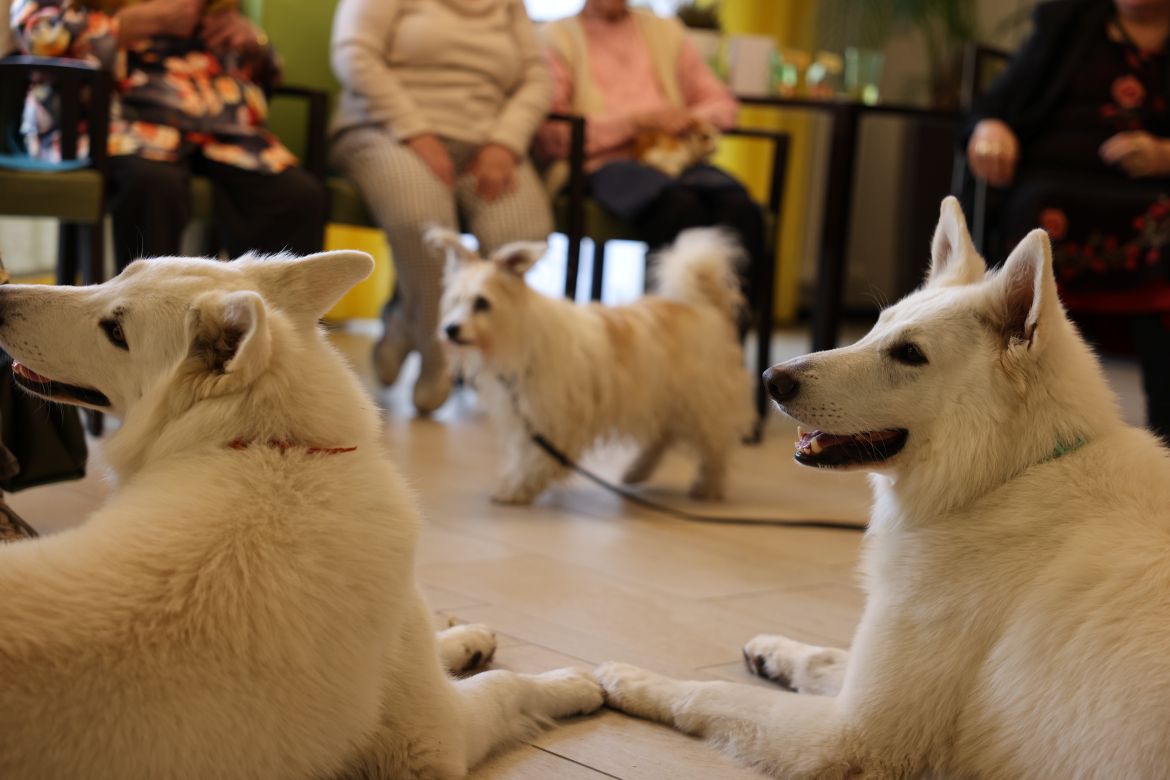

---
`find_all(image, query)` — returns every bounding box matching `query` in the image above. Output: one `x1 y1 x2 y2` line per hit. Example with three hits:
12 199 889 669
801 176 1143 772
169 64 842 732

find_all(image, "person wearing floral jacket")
960 0 1170 442
11 0 326 269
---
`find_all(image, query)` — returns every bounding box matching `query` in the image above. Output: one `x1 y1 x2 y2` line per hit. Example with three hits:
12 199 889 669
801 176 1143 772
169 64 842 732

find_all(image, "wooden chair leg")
56 223 80 285
563 230 582 300
82 221 105 286
591 241 607 302
749 245 778 445
85 409 104 437
80 221 106 436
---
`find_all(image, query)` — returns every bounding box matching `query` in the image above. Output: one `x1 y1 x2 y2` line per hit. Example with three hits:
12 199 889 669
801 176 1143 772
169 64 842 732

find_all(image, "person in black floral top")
961 0 1170 442
11 0 326 269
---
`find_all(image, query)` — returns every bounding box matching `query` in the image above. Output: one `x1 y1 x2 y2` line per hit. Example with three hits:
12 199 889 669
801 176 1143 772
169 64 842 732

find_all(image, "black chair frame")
0 55 112 436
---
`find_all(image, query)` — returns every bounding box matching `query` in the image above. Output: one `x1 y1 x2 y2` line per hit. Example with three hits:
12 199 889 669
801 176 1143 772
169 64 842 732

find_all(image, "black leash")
528 433 864 532
496 374 864 533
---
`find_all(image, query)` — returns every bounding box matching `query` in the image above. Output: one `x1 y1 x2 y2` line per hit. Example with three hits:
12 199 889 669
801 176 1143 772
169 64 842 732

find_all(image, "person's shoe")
372 304 411 387
413 344 452 414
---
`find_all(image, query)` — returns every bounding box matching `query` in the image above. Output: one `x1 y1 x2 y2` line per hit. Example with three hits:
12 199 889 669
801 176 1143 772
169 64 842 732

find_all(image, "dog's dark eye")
100 319 128 351
473 295 491 313
890 342 927 366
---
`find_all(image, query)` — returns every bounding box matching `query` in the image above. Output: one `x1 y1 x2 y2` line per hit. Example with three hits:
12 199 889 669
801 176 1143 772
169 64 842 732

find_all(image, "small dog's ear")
185 291 271 396
424 226 480 277
992 228 1059 351
927 197 986 287
246 250 374 321
490 241 547 276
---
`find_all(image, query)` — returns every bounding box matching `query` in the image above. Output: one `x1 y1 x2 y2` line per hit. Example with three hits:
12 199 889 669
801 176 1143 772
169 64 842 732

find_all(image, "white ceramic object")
726 34 776 97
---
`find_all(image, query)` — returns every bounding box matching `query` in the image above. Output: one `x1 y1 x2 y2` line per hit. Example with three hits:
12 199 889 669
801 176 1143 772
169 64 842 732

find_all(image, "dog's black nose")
763 366 800 404
445 323 462 342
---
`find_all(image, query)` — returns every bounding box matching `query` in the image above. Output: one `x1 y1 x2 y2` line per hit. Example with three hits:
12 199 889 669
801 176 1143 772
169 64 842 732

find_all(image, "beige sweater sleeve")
487 1 553 157
330 0 430 140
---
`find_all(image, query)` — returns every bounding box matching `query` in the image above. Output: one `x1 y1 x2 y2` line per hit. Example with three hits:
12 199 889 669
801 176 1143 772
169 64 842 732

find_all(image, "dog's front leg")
437 623 497 676
455 668 603 768
596 663 852 778
743 634 849 696
491 438 567 505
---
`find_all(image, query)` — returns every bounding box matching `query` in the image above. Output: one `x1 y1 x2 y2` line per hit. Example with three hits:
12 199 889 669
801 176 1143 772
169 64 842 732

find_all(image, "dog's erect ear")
490 241 547 276
424 226 480 277
992 229 1060 350
248 251 374 321
927 197 986 287
186 291 271 395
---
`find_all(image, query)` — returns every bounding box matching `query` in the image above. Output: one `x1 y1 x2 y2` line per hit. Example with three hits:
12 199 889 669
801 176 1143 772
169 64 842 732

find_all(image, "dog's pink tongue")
796 429 900 457
797 430 851 451
12 361 51 383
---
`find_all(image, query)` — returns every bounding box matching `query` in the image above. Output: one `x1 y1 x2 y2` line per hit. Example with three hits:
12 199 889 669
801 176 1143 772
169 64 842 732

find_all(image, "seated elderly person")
961 0 1170 440
537 0 764 286
11 0 326 269
329 0 552 414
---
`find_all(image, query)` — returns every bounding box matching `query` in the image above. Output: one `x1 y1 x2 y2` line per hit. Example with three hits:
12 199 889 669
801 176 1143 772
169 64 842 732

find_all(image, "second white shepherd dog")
433 227 753 505
594 198 1170 777
0 251 602 779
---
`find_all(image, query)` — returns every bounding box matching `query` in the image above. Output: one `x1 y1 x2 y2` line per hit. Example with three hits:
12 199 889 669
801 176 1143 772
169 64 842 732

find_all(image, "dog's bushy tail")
651 227 745 322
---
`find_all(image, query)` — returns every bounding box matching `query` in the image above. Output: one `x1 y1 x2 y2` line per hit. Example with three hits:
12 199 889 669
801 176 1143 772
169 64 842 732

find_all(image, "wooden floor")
8 324 1148 779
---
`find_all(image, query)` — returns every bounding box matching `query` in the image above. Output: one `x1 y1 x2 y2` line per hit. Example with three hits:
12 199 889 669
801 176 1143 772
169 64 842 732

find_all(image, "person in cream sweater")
331 0 552 414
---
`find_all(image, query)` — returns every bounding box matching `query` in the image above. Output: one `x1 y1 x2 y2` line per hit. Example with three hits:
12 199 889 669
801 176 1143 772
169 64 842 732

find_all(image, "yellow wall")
713 1 817 323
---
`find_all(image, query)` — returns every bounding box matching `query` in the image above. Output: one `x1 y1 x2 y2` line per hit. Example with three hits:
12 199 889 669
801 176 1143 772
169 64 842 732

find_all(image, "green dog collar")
1049 435 1086 462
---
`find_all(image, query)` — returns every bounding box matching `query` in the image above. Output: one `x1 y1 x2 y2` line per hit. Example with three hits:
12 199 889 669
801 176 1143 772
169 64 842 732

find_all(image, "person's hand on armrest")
406 133 456 188
466 143 517 202
1100 131 1170 178
967 119 1020 188
116 0 203 45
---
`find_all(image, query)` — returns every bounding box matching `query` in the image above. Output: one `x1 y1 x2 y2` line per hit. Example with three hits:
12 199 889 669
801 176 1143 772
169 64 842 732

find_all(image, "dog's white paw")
742 634 847 695
439 623 497 676
531 667 605 718
594 662 679 723
743 634 799 689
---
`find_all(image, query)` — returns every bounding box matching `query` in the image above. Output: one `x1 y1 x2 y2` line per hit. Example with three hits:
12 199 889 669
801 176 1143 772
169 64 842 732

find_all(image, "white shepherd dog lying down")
0 251 601 779
595 198 1170 777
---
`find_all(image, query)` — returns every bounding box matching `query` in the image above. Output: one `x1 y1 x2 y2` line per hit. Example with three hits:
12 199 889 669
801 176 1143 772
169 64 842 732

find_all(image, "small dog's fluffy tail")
651 227 745 322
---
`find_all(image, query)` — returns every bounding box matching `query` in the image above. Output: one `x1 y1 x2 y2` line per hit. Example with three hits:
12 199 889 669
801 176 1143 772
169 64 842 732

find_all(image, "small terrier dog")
432 227 753 505
633 119 720 177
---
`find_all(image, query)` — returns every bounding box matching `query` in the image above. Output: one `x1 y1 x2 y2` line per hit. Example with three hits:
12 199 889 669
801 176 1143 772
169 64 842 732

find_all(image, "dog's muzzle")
11 361 111 408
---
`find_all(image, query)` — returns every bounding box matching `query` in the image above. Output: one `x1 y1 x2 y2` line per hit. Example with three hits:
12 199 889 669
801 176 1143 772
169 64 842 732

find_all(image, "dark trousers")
1131 313 1170 443
637 184 766 271
588 161 766 274
107 154 327 271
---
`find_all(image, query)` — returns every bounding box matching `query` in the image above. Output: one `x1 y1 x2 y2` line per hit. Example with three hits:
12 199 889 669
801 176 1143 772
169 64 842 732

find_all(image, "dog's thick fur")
0 252 602 779
434 227 753 505
594 199 1170 777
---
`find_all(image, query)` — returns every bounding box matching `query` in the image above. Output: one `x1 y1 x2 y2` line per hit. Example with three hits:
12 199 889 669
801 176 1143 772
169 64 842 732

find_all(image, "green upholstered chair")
553 126 791 440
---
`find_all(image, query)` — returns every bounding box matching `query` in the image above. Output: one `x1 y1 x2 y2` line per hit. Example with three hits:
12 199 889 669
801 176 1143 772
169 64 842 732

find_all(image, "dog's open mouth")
11 361 111 408
794 427 908 468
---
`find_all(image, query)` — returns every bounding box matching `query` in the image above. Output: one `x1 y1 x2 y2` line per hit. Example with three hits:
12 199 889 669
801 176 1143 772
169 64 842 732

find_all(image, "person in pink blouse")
538 0 763 279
